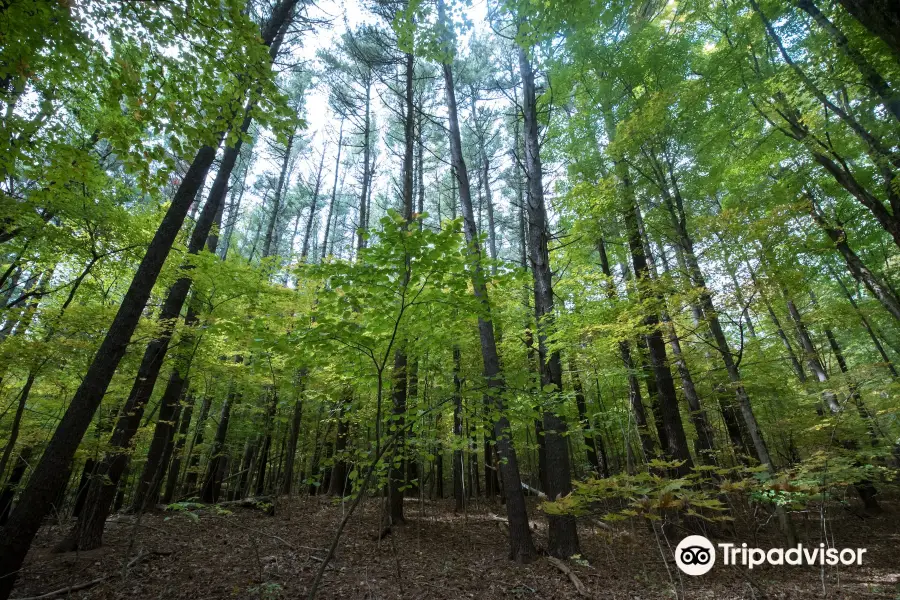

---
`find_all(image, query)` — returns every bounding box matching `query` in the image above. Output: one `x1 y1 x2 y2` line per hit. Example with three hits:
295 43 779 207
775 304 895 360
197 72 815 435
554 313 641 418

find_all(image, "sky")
234 0 500 261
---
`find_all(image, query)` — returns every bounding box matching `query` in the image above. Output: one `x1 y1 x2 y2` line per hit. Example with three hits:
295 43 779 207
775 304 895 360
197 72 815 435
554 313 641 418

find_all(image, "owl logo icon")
675 535 716 575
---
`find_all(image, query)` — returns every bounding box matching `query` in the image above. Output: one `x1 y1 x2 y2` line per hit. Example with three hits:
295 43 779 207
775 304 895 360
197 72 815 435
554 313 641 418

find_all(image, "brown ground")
9 496 900 599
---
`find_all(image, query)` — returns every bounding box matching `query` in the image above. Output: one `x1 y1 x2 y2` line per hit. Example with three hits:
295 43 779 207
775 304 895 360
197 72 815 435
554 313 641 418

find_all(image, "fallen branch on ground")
546 556 590 598
217 496 275 515
487 513 536 530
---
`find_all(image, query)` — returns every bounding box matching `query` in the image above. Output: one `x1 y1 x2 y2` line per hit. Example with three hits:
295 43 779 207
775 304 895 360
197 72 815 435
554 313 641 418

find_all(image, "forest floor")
9 494 900 599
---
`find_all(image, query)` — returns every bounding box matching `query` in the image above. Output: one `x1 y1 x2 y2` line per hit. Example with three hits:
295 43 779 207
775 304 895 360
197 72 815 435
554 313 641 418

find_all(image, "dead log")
216 496 275 515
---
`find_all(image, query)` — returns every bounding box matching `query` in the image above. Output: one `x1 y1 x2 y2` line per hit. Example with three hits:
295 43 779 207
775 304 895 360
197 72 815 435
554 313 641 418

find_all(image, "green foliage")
544 461 732 523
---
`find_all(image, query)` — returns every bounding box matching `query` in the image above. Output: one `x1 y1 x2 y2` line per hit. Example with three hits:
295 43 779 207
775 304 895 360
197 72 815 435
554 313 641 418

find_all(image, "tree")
0 0 302 589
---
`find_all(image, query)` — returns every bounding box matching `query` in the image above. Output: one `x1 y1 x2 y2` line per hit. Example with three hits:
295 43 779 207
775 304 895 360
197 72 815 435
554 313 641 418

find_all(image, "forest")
1 0 900 597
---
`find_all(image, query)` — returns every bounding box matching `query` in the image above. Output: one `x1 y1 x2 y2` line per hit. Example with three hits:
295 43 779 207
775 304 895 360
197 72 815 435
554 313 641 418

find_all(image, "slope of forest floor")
9 496 900 599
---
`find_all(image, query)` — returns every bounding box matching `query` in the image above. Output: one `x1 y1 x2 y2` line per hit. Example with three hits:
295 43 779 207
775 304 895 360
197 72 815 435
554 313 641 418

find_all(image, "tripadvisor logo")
675 535 868 576
675 535 716 575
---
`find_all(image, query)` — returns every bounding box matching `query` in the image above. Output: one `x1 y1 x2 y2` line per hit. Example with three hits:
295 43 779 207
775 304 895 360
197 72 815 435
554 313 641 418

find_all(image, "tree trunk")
452 346 465 512
785 297 842 413
416 91 425 229
72 458 96 519
469 92 498 270
406 358 420 497
829 265 898 377
834 0 900 63
29 15 297 564
435 7 535 558
358 84 372 250
162 393 195 504
519 45 578 559
184 396 212 493
237 436 259 499
327 390 352 496
129 384 186 512
262 132 295 259
389 347 408 522
570 360 607 476
655 245 716 463
809 201 900 322
0 374 33 483
613 150 692 476
386 49 417 527
758 267 810 383
221 144 253 260
255 388 277 496
301 145 328 262
796 0 900 124
524 328 548 490
596 238 657 465
321 120 344 258
0 448 31 525
202 392 235 504
468 416 480 498
281 376 305 495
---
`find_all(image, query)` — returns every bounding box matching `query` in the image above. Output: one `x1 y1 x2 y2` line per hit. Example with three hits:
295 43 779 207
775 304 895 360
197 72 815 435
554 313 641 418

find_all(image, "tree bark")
809 201 900 322
358 84 372 250
129 384 186 512
327 390 352 496
321 119 344 258
301 145 327 262
202 390 235 504
519 44 579 559
785 297 842 413
255 388 278 496
0 448 31 525
236 437 257 500
437 7 536 559
796 0 900 125
452 346 465 512
828 264 898 377
281 375 305 495
389 346 408 522
162 393 195 504
262 132 295 259
570 360 607 476
184 395 212 493
834 0 900 63
609 140 692 476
